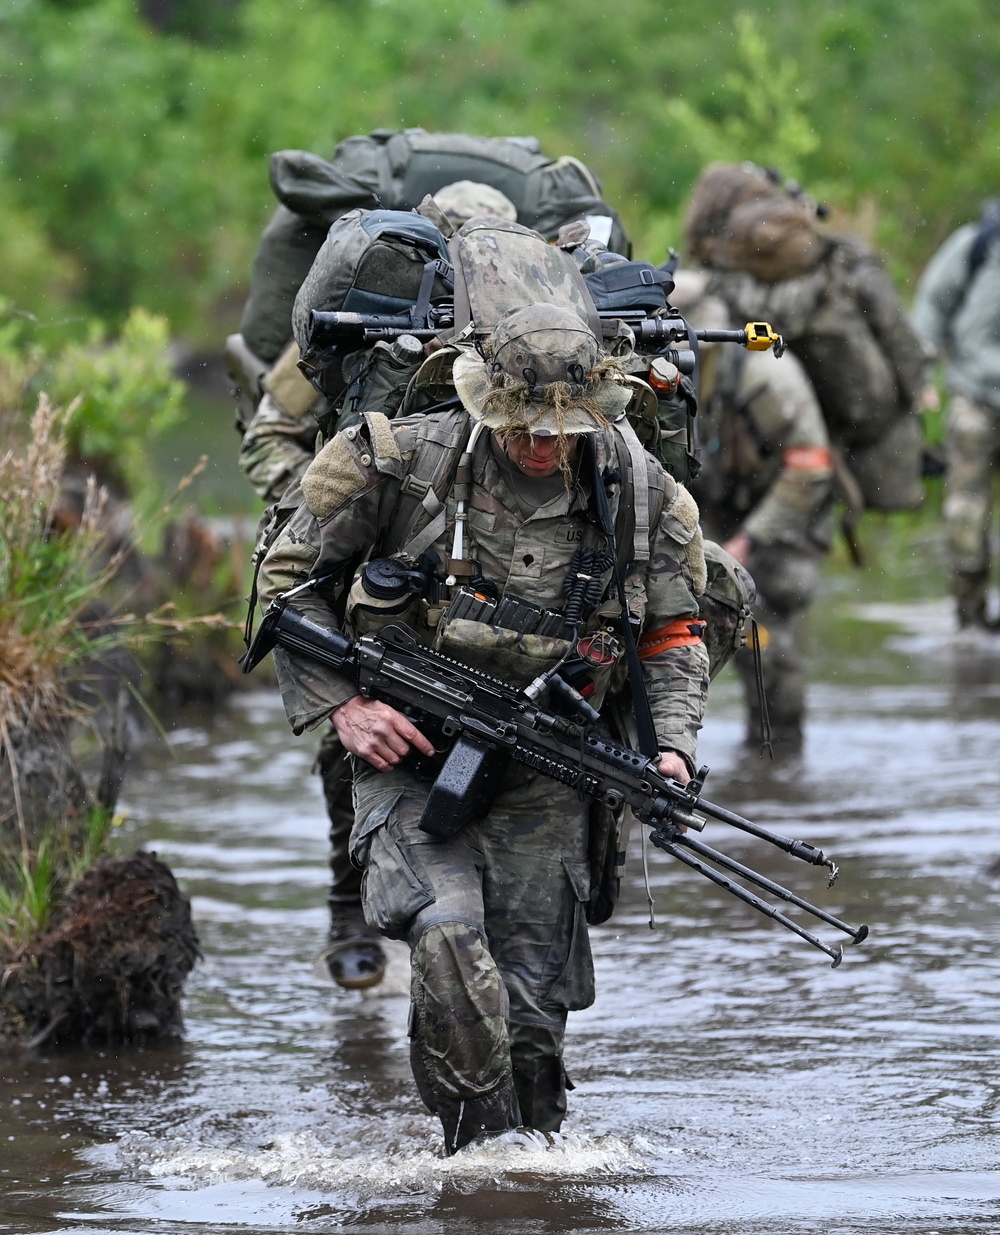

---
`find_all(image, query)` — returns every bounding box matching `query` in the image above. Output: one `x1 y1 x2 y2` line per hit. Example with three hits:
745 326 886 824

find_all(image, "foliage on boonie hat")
452 303 631 436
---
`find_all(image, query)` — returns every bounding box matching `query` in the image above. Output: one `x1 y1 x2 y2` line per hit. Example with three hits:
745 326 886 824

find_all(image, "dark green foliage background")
2 0 998 347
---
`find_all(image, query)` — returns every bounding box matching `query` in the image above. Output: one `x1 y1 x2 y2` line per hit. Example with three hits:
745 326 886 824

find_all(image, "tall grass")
0 394 228 953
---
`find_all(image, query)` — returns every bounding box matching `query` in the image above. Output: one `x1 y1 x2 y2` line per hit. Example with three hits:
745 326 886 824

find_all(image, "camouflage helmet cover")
452 303 632 436
431 180 518 227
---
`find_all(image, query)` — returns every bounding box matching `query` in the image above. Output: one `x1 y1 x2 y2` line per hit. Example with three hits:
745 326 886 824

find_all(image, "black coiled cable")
563 546 614 627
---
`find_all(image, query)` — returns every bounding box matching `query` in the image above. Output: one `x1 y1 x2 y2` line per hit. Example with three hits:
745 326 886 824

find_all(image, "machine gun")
243 587 868 968
304 305 785 373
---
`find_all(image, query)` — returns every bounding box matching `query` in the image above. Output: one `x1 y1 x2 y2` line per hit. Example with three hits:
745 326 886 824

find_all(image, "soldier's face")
498 431 580 478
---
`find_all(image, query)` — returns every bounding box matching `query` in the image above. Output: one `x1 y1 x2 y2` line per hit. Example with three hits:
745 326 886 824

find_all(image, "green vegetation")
1 0 997 350
0 331 227 952
0 301 186 509
0 805 117 946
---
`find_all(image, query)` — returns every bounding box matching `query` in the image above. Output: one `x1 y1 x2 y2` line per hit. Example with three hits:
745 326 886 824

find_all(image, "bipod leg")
650 835 845 967
673 832 868 945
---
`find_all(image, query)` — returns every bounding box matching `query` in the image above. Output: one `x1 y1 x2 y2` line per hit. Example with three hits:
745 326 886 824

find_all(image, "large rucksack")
686 163 927 513
239 128 630 364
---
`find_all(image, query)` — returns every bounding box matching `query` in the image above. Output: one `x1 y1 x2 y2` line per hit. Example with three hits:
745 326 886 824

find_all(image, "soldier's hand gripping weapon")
242 590 868 968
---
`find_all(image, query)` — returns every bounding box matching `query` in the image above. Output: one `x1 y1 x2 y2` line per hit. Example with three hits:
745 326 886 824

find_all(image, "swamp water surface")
3 593 1000 1235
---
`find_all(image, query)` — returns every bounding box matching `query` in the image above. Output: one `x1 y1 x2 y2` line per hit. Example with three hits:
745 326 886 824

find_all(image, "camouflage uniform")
239 389 318 506
912 214 1000 628
682 280 834 746
257 308 709 1151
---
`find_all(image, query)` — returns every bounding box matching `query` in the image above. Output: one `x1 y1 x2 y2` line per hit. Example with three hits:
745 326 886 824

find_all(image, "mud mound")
1 850 201 1047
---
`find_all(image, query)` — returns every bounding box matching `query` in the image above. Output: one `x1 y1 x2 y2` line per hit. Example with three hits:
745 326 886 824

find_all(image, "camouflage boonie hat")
452 303 631 436
432 180 518 227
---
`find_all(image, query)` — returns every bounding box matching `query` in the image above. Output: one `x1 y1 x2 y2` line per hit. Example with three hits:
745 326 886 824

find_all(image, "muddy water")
4 596 1000 1235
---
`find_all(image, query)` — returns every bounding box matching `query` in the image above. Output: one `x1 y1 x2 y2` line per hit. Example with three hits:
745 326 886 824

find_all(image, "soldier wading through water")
255 304 711 1152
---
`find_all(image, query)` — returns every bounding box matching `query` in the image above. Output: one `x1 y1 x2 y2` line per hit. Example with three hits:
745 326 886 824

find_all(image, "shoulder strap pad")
384 409 474 558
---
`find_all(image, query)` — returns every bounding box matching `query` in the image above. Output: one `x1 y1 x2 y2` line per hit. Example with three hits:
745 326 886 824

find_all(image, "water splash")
119 1126 650 1195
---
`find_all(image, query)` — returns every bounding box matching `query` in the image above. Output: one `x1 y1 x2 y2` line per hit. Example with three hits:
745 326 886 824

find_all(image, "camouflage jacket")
258 406 711 769
239 391 319 504
691 344 835 553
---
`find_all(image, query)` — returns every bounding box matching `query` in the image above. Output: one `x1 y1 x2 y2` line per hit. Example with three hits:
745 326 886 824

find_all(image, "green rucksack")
292 207 454 412
239 128 630 364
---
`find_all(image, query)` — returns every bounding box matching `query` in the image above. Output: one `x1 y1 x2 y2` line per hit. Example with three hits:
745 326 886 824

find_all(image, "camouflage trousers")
733 542 824 748
350 761 595 1152
944 393 1000 623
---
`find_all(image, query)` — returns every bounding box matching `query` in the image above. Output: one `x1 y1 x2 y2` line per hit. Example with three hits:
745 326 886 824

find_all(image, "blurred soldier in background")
681 162 927 747
912 199 1000 635
673 270 834 751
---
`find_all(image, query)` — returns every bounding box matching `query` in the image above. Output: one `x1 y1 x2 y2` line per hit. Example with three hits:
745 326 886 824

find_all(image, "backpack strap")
584 435 659 759
384 411 474 559
609 416 651 565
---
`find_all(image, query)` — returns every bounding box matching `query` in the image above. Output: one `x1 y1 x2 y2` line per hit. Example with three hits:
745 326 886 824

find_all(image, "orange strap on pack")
783 445 833 471
638 617 707 658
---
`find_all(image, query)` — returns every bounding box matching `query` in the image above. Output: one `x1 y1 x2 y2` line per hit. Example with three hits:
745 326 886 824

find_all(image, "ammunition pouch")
699 539 757 680
434 617 573 690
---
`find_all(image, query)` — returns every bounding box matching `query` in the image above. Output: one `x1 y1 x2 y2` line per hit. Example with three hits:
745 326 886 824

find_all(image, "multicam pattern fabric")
691 343 834 739
450 219 599 334
913 222 1000 623
695 345 834 553
349 753 593 1140
238 391 319 504
942 392 1000 577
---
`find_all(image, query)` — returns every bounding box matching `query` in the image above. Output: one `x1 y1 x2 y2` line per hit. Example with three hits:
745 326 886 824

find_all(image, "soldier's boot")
434 1077 522 1156
953 569 990 629
317 731 386 990
325 902 386 990
509 1021 571 1132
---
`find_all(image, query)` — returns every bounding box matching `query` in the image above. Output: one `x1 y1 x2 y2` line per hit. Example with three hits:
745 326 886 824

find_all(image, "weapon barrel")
307 308 454 349
695 796 837 879
270 606 355 672
249 612 867 963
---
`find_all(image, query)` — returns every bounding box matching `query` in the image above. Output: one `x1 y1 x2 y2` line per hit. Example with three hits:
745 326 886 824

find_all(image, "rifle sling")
585 435 659 760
